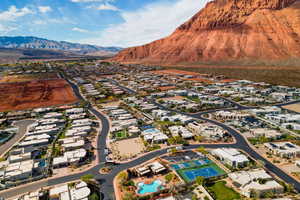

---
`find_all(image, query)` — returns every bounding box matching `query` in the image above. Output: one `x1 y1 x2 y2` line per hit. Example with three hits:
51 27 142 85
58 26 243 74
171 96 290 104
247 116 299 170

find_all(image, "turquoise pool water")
137 180 164 195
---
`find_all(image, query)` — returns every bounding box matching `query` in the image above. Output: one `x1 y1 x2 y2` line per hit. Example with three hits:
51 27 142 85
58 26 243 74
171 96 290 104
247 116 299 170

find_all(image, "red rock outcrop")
113 0 300 64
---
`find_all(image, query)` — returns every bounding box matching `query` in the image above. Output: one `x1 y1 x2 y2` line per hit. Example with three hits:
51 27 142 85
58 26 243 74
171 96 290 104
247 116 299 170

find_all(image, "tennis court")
184 167 219 180
170 159 212 170
176 162 226 183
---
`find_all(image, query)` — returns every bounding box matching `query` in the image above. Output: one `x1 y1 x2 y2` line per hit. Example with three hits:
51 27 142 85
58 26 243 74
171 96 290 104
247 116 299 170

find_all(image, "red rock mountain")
113 0 300 64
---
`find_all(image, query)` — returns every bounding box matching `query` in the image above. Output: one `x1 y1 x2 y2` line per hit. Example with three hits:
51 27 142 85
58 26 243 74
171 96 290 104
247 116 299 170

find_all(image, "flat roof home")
1 159 44 182
26 127 60 136
17 191 40 200
169 126 194 139
8 152 31 163
265 114 300 124
249 128 283 139
135 166 151 177
71 119 92 128
66 108 84 115
142 128 168 143
49 181 91 200
43 112 63 119
215 111 250 120
229 169 283 198
188 122 226 140
60 137 85 151
210 148 249 168
250 106 281 115
264 142 300 158
53 149 87 168
18 139 49 148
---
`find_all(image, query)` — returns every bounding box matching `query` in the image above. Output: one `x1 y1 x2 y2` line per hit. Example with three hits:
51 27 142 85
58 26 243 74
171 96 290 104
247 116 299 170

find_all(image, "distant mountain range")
0 36 122 56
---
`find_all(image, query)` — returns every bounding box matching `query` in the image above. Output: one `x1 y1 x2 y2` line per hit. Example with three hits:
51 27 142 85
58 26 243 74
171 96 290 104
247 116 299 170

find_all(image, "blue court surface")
170 159 212 170
175 162 226 183
183 167 219 181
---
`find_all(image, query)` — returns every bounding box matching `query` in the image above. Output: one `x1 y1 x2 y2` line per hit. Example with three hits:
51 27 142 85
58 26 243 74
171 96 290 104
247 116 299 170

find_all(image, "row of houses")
104 106 138 133
52 108 94 168
15 181 91 200
264 142 300 158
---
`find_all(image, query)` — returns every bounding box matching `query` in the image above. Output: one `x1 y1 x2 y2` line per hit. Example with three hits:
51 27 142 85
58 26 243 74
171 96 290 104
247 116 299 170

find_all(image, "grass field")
207 181 241 200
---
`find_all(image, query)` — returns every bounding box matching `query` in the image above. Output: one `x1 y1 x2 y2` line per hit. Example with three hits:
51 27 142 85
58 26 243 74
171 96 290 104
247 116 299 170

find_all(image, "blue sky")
0 0 210 47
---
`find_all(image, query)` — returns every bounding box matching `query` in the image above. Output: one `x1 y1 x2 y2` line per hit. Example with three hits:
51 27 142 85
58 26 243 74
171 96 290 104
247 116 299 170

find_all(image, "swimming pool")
137 180 164 195
143 128 160 134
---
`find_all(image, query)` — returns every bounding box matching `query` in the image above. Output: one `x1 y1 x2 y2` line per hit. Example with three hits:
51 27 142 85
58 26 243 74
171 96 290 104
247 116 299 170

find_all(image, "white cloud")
0 24 16 35
92 3 119 11
79 0 211 47
0 6 33 22
38 6 52 14
72 27 89 33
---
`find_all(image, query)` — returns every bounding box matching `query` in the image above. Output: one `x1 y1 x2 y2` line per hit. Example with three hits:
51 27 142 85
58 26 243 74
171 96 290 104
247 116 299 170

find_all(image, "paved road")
151 100 300 192
1 79 300 199
0 120 35 157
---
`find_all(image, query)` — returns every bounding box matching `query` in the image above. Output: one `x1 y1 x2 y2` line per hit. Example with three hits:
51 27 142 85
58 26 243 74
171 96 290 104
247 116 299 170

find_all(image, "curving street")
0 79 300 200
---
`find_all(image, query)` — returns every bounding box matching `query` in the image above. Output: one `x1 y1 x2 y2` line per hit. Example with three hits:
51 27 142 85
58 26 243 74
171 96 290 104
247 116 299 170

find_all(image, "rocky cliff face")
113 0 300 64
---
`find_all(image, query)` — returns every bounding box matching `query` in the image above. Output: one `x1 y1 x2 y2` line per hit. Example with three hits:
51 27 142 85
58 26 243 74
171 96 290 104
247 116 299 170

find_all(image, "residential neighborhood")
0 62 300 200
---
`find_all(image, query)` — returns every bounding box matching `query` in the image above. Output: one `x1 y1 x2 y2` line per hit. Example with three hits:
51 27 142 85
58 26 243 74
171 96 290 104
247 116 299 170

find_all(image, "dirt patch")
283 104 300 113
185 77 214 84
0 79 78 112
158 86 177 91
161 96 184 101
152 69 208 76
111 138 145 161
163 65 300 87
0 73 58 83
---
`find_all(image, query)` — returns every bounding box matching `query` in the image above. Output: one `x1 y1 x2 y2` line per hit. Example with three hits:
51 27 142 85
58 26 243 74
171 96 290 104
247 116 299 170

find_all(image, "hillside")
113 0 300 65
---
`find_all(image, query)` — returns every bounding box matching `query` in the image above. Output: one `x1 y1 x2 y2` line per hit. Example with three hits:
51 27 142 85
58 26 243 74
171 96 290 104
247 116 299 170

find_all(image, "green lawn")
115 131 127 139
207 181 241 200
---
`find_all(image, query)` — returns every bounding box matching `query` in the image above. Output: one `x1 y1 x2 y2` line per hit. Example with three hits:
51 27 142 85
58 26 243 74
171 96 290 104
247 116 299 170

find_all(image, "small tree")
195 176 205 186
257 159 266 168
81 174 94 183
165 173 175 183
118 171 128 183
195 135 204 142
197 146 208 155
89 192 100 200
